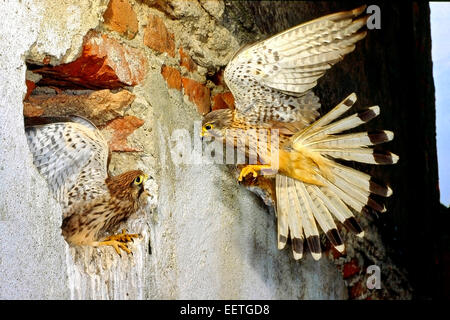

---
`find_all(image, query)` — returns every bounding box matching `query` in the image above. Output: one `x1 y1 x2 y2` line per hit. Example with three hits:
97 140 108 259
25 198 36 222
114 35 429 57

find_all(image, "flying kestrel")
25 115 150 255
201 6 398 260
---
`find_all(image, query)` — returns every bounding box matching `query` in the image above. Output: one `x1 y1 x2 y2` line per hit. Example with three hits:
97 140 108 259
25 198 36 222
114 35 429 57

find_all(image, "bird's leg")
97 229 140 255
238 164 273 182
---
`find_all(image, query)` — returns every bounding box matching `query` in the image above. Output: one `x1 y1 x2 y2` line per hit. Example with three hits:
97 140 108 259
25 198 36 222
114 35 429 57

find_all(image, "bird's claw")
104 240 132 255
99 229 140 255
238 166 258 182
238 165 271 182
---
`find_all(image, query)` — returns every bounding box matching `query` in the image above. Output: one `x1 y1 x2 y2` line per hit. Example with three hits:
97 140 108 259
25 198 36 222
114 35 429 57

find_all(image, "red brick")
101 115 144 152
212 92 235 110
103 0 139 40
32 31 147 89
42 56 51 65
181 77 211 115
143 15 175 57
342 258 361 279
349 281 366 299
25 80 36 100
179 47 197 72
161 65 181 90
23 103 44 118
23 89 135 126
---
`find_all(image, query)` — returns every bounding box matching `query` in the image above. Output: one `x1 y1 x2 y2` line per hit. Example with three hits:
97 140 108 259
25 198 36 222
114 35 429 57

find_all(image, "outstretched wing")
224 6 368 126
25 117 109 212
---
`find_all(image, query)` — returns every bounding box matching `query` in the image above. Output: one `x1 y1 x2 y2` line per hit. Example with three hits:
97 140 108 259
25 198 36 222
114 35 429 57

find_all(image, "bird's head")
201 109 233 140
107 170 150 206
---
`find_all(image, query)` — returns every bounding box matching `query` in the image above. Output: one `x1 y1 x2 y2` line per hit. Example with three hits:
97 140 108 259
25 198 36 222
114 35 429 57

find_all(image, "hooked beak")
138 174 150 199
201 126 207 137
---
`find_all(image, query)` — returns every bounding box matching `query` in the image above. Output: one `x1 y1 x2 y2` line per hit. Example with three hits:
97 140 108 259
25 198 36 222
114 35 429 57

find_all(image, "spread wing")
224 5 368 126
25 117 109 212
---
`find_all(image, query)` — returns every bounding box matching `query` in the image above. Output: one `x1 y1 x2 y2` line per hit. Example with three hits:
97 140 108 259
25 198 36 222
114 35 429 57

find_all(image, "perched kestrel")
202 6 398 260
25 115 150 255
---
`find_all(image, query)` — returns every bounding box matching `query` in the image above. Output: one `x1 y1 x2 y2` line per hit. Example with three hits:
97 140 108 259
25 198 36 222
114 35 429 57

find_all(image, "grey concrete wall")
0 0 72 299
146 74 347 299
0 0 350 299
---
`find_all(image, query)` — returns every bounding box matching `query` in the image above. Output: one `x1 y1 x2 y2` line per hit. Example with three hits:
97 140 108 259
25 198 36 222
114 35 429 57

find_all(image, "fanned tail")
275 93 397 260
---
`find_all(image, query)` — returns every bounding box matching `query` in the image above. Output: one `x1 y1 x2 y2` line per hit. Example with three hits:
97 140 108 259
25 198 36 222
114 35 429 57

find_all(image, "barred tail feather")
275 175 289 249
300 106 380 143
309 185 364 236
275 176 348 259
273 93 397 260
318 186 365 237
306 130 394 149
286 177 305 259
294 179 321 260
275 172 373 259
294 92 399 166
305 184 344 252
331 162 393 197
293 92 357 143
318 149 399 165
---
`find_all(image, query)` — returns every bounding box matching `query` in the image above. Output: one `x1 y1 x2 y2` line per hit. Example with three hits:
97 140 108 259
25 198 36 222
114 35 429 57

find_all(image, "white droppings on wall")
65 213 151 300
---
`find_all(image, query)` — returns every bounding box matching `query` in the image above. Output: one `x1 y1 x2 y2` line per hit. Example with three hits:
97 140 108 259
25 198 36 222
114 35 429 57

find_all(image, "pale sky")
430 2 450 206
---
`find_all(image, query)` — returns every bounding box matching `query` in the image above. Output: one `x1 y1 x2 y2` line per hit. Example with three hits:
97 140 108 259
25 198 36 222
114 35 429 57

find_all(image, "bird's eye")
134 175 143 185
205 124 212 130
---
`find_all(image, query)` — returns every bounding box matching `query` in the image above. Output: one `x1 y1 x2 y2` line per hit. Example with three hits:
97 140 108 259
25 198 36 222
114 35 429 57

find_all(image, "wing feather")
26 119 109 211
224 6 367 125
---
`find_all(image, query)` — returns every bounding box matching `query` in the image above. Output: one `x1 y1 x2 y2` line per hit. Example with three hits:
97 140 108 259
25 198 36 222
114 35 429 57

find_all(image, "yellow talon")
98 240 131 255
99 229 140 255
238 165 272 182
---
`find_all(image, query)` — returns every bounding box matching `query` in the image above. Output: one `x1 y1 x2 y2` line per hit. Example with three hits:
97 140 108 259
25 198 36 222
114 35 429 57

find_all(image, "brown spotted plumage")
25 115 149 255
202 6 398 261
